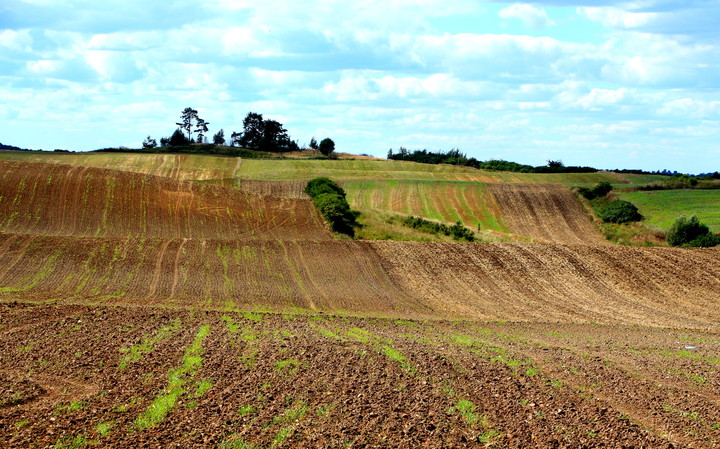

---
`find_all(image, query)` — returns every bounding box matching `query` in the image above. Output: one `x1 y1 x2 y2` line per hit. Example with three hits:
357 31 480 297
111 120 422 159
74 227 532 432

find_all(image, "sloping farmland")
0 161 329 240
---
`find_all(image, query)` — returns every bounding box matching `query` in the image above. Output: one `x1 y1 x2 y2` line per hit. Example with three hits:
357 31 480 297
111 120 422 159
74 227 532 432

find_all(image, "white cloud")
499 4 556 29
1 0 719 172
658 98 720 119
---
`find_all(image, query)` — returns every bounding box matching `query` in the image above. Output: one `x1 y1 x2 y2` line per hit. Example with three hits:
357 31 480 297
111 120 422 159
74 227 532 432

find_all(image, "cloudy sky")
1 1 719 173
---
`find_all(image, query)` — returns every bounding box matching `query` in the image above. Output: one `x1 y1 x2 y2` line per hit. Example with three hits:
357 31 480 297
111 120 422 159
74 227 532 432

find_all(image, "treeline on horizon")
386 147 720 178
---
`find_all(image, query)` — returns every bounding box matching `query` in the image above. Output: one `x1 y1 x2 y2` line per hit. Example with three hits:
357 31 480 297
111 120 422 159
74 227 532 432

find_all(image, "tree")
176 107 199 141
260 119 288 152
142 135 157 149
239 112 264 149
168 128 190 147
230 131 242 147
318 138 335 156
309 137 318 150
236 112 294 152
195 118 210 143
175 107 208 143
213 129 226 145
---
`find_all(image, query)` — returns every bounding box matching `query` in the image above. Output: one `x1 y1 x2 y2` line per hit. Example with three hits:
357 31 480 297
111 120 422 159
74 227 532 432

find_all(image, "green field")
344 180 508 232
235 159 666 184
619 190 720 232
0 150 667 185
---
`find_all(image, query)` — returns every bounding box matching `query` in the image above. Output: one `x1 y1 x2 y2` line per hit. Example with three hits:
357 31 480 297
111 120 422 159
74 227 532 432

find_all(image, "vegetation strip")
118 318 181 369
134 324 211 429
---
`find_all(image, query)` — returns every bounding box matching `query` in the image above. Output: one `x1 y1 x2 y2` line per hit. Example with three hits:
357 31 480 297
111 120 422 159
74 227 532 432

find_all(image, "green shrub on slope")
667 216 720 247
305 178 359 237
599 200 641 224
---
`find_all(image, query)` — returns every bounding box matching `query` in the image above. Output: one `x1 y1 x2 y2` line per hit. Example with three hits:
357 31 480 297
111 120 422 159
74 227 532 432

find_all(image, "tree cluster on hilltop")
140 108 336 157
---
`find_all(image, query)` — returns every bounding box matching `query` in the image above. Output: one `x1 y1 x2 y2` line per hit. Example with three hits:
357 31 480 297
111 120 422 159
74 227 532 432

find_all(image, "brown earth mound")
2 231 720 329
0 233 420 317
370 241 720 329
488 183 607 244
0 161 329 240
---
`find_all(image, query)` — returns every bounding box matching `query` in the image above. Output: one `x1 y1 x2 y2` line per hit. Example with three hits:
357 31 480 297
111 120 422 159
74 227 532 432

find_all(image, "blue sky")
1 0 719 173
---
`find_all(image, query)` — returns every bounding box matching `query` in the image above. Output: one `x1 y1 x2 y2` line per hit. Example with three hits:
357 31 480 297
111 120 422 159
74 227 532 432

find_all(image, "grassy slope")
0 150 666 185
619 190 720 232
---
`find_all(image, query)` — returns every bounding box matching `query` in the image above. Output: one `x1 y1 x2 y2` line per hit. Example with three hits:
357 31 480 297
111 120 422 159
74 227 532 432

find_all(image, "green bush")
599 200 641 224
305 178 358 237
579 181 612 200
304 177 346 199
402 216 475 242
688 233 720 248
666 216 718 247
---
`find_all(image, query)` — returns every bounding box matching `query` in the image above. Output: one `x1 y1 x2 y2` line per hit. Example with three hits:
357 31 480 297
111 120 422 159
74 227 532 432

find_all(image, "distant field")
619 190 720 232
0 151 241 181
344 180 509 233
0 150 666 185
235 159 666 184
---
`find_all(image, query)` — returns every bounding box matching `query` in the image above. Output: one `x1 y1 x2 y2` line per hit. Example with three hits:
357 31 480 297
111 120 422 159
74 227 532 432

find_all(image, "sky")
1 0 719 173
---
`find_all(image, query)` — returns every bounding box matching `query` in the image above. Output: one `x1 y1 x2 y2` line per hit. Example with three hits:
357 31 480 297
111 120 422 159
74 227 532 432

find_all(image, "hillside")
0 161 329 240
2 153 720 448
0 150 667 185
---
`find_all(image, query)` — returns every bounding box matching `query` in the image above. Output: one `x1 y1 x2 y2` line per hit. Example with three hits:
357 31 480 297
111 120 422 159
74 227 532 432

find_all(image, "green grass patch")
194 379 213 397
619 190 720 232
95 421 114 437
239 404 257 416
52 435 88 449
455 399 480 425
118 319 181 369
134 324 210 430
274 358 299 374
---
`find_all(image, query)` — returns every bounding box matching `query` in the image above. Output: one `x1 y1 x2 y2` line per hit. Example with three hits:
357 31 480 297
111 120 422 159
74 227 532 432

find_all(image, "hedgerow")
305 178 359 237
578 181 612 200
402 216 475 242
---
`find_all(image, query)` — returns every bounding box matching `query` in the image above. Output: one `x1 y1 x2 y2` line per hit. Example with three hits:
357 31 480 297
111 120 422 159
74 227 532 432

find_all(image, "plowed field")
2 154 720 447
0 152 242 181
345 180 509 233
2 232 720 330
2 305 719 448
0 161 329 240
488 183 607 244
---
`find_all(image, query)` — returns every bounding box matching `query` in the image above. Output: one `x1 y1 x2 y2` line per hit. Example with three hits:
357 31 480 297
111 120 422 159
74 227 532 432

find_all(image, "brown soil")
2 232 720 329
2 157 719 447
0 161 329 240
488 183 607 244
4 304 717 448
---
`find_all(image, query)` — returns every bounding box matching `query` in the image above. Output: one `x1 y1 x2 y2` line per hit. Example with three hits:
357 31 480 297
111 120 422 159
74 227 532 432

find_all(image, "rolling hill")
1 151 719 448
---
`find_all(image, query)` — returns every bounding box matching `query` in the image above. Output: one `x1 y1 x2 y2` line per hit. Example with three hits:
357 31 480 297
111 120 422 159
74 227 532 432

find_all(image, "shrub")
305 178 358 237
688 233 720 248
666 216 717 247
599 200 641 224
579 181 612 200
304 177 346 199
402 216 475 242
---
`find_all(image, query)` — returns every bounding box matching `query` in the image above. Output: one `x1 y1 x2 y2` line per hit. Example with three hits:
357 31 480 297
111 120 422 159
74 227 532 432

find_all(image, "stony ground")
2 303 719 448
